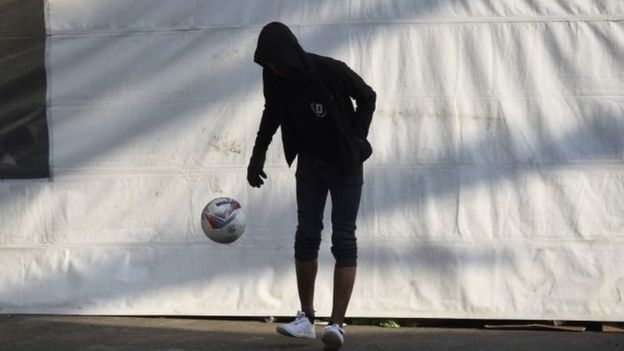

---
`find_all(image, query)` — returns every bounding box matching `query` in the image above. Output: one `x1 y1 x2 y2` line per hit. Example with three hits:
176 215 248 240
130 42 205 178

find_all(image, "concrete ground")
0 315 622 351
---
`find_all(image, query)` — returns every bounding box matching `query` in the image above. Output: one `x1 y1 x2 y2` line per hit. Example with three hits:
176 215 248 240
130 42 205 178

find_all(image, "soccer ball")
201 197 246 244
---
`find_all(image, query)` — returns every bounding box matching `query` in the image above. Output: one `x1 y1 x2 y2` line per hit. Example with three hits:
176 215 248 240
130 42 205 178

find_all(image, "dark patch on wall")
0 0 49 179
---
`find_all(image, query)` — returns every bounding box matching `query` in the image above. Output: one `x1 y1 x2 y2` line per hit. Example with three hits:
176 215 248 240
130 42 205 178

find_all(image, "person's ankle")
302 308 315 323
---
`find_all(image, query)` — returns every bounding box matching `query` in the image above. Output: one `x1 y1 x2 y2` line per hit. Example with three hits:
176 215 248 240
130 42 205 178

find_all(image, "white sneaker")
321 323 345 350
276 311 316 339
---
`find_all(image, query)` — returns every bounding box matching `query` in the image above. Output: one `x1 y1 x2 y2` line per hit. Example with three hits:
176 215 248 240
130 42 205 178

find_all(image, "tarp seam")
46 15 624 38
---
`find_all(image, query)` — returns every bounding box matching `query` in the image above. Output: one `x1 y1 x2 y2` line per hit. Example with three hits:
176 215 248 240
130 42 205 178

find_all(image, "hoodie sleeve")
250 68 281 161
339 62 376 138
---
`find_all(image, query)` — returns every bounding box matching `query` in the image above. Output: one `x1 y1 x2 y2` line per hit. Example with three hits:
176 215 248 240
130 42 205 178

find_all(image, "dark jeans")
294 153 363 267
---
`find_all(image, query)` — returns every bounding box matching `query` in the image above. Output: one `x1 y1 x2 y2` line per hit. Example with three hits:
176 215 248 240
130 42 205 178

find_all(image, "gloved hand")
247 155 267 188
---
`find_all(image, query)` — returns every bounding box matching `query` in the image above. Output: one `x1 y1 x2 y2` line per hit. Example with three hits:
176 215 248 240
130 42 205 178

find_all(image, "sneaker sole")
321 331 343 350
276 325 316 340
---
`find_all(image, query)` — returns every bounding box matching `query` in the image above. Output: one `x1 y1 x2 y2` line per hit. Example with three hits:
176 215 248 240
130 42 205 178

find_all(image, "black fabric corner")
0 0 49 179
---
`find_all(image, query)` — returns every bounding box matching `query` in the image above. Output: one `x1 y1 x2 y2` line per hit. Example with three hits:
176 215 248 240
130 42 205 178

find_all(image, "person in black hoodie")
248 22 376 349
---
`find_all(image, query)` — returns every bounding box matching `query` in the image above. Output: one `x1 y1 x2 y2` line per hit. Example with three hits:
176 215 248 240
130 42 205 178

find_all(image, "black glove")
247 155 267 188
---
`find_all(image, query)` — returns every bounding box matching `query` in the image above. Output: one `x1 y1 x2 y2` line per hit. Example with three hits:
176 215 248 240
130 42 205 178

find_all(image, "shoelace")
294 317 308 324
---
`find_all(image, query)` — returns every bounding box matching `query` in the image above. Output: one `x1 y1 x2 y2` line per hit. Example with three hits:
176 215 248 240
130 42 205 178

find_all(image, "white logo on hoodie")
310 102 327 118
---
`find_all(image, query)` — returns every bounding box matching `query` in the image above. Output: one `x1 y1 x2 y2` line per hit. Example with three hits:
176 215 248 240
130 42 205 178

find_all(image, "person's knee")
295 228 322 261
331 234 357 267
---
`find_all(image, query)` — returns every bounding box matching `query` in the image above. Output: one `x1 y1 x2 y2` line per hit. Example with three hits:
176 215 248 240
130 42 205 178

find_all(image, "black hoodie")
251 22 376 169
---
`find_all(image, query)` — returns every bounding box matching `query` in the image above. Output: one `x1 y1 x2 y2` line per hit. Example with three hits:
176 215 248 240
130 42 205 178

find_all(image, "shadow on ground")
0 315 622 351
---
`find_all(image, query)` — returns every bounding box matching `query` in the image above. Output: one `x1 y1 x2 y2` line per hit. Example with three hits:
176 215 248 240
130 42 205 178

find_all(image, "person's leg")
276 156 328 339
294 156 329 320
321 177 362 349
328 180 362 325
296 258 317 318
330 265 356 325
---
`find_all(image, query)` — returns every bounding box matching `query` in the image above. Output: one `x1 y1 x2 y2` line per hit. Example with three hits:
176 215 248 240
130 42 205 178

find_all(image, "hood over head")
254 22 309 76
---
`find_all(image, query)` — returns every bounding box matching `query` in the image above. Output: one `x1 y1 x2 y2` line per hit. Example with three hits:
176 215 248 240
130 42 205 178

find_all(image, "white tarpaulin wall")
1 0 624 320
